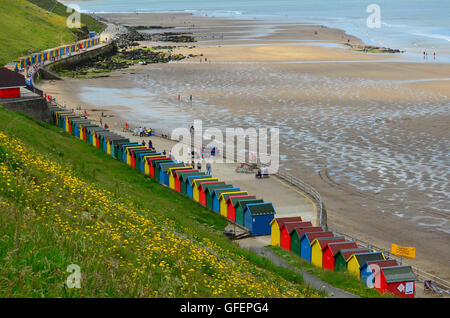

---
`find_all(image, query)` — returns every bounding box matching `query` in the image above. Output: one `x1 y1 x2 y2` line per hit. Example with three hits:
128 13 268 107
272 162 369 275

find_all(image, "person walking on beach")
197 161 202 171
206 161 211 175
189 94 193 104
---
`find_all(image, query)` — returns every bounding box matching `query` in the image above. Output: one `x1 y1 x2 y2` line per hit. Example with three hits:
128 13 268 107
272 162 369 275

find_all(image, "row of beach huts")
4 37 101 72
48 103 416 298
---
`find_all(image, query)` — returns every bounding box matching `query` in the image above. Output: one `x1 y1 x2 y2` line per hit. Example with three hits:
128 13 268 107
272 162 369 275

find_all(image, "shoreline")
40 12 450 281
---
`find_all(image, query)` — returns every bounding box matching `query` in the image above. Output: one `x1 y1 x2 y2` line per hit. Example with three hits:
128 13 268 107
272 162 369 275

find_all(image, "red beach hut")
175 169 200 192
226 195 256 221
198 180 224 206
279 221 313 251
321 241 358 271
377 265 416 298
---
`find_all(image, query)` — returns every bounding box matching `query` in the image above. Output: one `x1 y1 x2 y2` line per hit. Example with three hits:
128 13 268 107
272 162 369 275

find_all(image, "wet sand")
40 12 450 280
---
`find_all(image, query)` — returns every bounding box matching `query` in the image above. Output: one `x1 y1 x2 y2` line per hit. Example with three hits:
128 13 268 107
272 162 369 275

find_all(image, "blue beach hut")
186 175 213 198
243 202 275 236
212 187 240 213
159 162 185 185
299 231 335 262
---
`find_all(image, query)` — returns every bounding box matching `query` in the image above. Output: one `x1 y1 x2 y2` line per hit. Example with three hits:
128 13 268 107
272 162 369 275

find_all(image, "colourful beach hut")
111 140 131 159
376 266 416 298
168 167 194 189
142 154 164 174
269 217 303 247
212 187 240 213
197 180 224 205
235 198 264 226
148 157 170 179
160 162 184 185
243 202 275 236
118 143 140 162
186 175 213 199
299 231 335 262
346 252 386 278
322 241 359 271
218 191 249 217
310 237 346 268
289 226 324 257
125 145 146 165
202 182 230 208
192 178 219 202
130 148 153 168
134 150 158 170
153 159 174 181
179 171 205 195
334 248 371 272
279 221 313 251
174 169 199 192
103 135 125 154
360 260 398 288
226 195 256 221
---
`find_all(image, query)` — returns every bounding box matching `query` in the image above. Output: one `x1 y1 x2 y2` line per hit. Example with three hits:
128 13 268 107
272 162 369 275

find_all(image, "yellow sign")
391 244 416 258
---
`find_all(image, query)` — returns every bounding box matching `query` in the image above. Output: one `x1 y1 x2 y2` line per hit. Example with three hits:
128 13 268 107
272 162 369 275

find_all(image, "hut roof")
323 241 358 255
381 265 416 283
301 231 335 242
200 181 225 191
161 163 184 172
245 202 275 216
235 199 264 210
338 248 371 261
270 216 303 227
205 184 233 195
348 252 385 266
313 237 346 248
180 172 205 182
219 191 248 201
359 259 399 270
280 221 313 234
290 226 324 238
0 68 25 88
228 195 256 205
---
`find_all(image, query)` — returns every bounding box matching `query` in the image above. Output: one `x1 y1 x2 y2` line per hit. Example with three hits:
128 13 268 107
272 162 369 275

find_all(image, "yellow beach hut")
310 237 346 268
192 177 218 202
144 155 166 175
269 217 303 247
218 191 249 217
346 252 385 278
169 167 194 189
126 146 146 165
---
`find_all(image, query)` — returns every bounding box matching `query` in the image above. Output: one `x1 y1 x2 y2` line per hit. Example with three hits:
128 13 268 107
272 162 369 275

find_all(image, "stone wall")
1 97 52 122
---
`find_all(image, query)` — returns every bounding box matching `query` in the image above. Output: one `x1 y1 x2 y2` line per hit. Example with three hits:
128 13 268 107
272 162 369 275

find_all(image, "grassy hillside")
28 0 106 33
0 0 77 66
0 105 324 297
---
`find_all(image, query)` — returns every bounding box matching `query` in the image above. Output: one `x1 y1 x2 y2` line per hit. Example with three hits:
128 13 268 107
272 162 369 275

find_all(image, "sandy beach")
40 12 450 280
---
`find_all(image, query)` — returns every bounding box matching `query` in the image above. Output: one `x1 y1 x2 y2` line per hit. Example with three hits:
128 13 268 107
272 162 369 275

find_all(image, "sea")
65 0 450 58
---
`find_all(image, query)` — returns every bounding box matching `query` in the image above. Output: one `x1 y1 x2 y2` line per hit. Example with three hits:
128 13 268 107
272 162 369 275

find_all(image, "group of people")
255 166 269 179
137 126 153 137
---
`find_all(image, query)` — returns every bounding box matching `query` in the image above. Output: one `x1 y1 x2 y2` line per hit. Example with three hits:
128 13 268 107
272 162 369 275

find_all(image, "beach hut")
235 198 264 226
186 175 213 199
218 191 249 217
101 134 124 154
71 119 91 139
269 217 304 247
142 154 164 174
279 221 313 251
197 180 224 205
81 124 97 142
289 227 324 257
346 252 386 278
199 181 226 206
148 157 171 179
152 159 174 181
243 202 275 236
118 143 140 162
310 237 346 268
226 195 256 222
111 139 131 159
299 231 335 262
178 171 205 195
125 145 146 165
212 187 240 213
192 178 219 202
130 148 153 168
376 266 416 298
334 248 371 272
168 167 194 189
159 162 185 185
322 241 359 271
360 260 399 288
133 150 157 170
174 169 199 192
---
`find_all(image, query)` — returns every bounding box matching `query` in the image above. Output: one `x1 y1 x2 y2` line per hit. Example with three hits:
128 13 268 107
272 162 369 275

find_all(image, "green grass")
27 0 106 34
0 0 78 66
0 105 324 298
268 246 395 298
